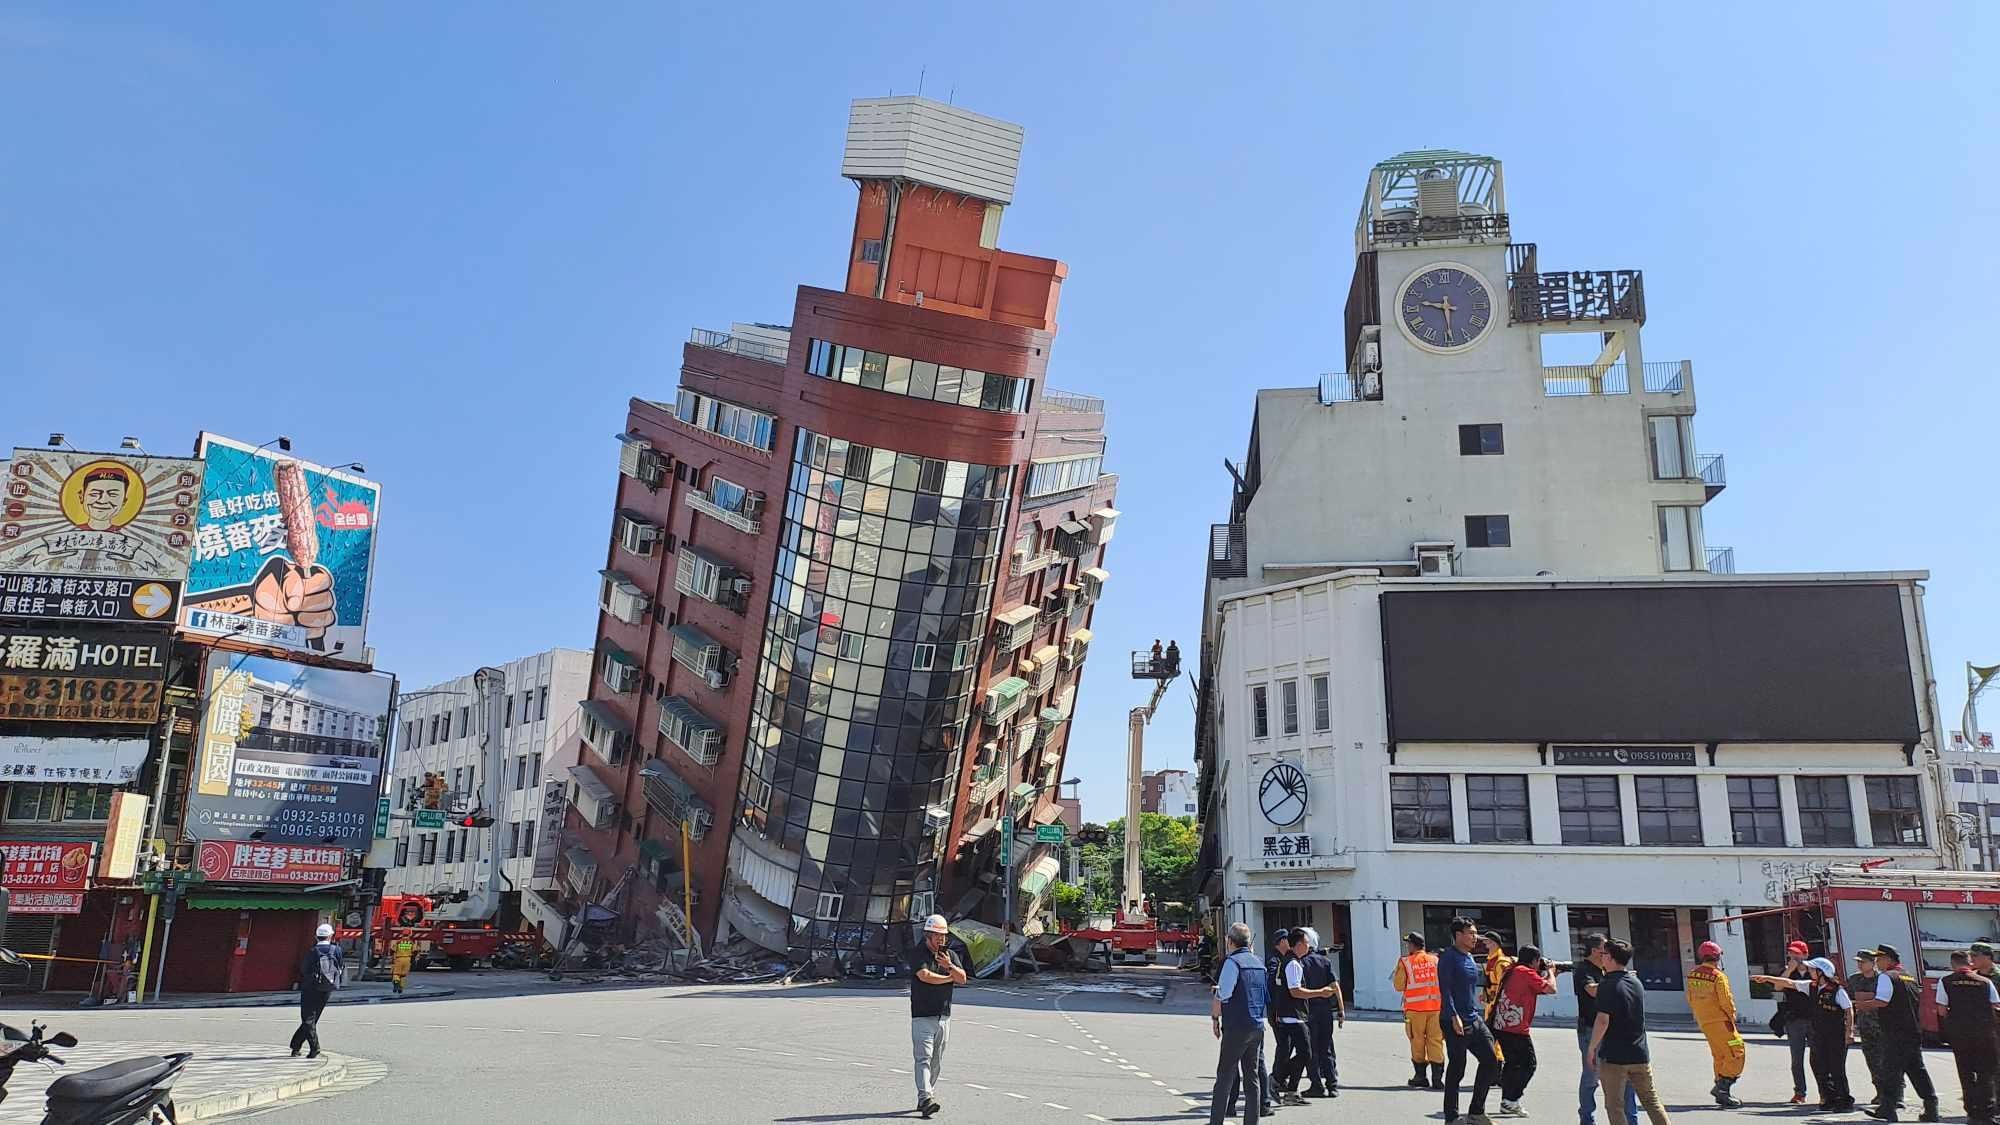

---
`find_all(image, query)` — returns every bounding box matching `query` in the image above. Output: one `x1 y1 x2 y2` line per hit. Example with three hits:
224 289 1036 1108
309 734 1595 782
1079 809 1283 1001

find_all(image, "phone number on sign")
0 675 161 722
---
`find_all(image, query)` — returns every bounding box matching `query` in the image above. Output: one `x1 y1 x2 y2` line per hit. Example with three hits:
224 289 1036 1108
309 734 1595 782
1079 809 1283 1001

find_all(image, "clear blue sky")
6 4 1995 822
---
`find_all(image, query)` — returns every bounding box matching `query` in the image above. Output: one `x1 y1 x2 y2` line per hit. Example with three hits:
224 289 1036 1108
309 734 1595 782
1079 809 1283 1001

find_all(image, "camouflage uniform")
1847 970 1885 1106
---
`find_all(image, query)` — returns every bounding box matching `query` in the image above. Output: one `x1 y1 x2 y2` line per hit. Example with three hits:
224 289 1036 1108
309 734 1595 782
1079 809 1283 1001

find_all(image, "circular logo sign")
1258 762 1309 827
58 460 146 532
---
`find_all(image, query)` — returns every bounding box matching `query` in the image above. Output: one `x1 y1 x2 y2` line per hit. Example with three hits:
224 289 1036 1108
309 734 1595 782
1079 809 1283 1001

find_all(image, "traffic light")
457 812 495 829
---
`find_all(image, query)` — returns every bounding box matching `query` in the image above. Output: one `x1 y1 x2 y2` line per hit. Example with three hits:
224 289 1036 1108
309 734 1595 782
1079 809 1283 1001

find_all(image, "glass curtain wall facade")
737 427 1012 963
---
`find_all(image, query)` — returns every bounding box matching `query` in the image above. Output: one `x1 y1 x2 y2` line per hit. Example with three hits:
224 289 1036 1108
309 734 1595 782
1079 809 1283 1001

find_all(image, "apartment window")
1636 776 1702 845
1866 775 1927 846
1458 423 1504 455
394 838 409 866
508 822 522 858
1567 907 1612 963
530 752 542 788
1024 455 1103 499
1465 774 1531 844
1728 777 1785 846
521 821 535 858
538 686 549 721
439 712 452 741
458 705 470 735
1280 680 1300 736
1390 774 1454 842
1250 685 1269 739
1796 776 1857 847
1648 414 1694 479
1659 504 1703 572
1985 769 2000 785
418 835 436 864
1464 514 1511 548
911 643 936 671
514 756 529 788
859 238 883 263
815 892 844 921
674 545 726 602
1557 776 1624 845
1957 768 1977 782
504 695 515 727
1311 674 1330 732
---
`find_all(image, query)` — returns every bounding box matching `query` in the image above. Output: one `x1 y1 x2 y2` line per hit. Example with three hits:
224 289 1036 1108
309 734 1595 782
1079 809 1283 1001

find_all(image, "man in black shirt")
908 914 969 1119
1935 950 2000 1125
1575 934 1637 1125
1585 938 1670 1125
1855 945 1940 1122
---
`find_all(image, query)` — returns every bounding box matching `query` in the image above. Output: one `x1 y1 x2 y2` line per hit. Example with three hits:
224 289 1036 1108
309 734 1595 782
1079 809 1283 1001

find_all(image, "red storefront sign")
1 841 93 914
195 840 346 885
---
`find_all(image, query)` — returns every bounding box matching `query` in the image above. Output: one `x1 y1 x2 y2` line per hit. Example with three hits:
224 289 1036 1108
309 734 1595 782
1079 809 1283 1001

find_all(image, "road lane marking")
964 1083 990 1090
1087 1115 1109 1122
1004 1092 1027 1099
1044 1103 1070 1111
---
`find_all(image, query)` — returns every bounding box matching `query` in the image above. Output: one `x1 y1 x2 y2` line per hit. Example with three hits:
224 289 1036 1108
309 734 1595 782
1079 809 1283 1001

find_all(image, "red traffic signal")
457 812 495 829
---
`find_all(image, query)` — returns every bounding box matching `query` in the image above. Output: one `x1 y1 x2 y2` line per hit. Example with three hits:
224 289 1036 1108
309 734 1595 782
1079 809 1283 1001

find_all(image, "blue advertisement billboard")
179 434 381 662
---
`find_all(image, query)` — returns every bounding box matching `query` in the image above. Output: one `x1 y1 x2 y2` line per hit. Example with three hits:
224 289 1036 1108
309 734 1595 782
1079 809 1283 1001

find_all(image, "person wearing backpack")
291 922 344 1058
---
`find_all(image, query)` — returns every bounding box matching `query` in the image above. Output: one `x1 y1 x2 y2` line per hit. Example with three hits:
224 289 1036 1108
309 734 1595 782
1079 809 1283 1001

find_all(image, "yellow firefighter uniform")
1392 950 1446 1064
391 939 415 994
1686 962 1746 1079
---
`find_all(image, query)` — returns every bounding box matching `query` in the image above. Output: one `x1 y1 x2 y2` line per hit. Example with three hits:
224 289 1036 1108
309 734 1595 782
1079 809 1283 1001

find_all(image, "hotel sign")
1550 745 1697 768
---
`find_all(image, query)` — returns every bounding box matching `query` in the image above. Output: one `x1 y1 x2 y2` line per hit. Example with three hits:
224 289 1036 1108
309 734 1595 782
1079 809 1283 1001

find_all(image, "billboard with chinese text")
180 434 380 662
195 840 346 885
189 650 390 848
0 842 93 914
0 624 171 724
0 450 203 581
0 735 148 783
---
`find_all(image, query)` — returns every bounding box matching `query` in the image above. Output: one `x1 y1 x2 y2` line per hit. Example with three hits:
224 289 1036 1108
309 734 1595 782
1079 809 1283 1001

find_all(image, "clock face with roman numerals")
1396 263 1495 353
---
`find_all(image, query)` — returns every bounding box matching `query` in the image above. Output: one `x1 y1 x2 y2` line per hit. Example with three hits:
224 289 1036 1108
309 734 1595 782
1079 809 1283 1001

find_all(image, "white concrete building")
385 648 590 906
1941 731 2000 869
1194 151 1947 1021
1142 768 1198 818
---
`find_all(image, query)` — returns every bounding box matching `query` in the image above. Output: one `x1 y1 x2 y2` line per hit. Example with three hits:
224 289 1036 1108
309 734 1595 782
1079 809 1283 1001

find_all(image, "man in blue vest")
1295 926 1345 1098
1210 921 1271 1125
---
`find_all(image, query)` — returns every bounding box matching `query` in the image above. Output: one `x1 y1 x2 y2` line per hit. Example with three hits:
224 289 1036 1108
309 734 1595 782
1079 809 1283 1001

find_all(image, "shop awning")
960 816 998 844
995 604 1039 627
187 894 344 912
579 699 631 737
1018 854 1062 897
1070 627 1093 645
989 677 1028 704
1031 644 1060 667
1057 520 1089 537
728 836 797 909
1082 567 1110 585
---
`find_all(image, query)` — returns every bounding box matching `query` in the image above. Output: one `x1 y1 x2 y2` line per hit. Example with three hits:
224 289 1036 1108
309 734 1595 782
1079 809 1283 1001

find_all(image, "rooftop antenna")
916 67 925 98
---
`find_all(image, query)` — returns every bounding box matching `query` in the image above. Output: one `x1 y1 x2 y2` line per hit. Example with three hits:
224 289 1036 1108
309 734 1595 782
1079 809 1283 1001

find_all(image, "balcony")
1041 389 1104 416
1319 371 1384 404
983 677 1029 725
685 488 763 535
1507 244 1645 325
968 760 1007 808
657 694 721 767
1706 546 1736 575
996 604 1039 652
641 759 713 841
1542 361 1690 397
1012 547 1060 577
690 327 787 366
1209 520 1246 580
1697 453 1727 499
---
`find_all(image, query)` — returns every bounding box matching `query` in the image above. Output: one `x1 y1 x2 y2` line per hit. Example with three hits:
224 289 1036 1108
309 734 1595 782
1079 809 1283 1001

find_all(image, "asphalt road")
0 968 1979 1123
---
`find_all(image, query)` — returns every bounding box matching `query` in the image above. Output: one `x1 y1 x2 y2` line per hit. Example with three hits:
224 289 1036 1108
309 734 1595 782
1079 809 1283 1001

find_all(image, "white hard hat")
924 914 949 934
316 923 335 939
1298 927 1319 950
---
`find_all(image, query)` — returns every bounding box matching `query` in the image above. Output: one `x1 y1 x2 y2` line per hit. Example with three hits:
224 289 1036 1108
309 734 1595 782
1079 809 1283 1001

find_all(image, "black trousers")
1222 1036 1273 1116
1443 1017 1500 1120
1809 1030 1852 1106
1212 1028 1264 1125
1878 1036 1939 1109
1952 1041 1997 1124
1496 1029 1537 1102
290 988 330 1055
1272 1022 1311 1091
1306 1009 1338 1092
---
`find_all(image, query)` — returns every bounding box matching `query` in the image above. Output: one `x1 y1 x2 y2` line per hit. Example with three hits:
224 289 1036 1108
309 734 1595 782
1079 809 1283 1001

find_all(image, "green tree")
1076 814 1199 924
1049 881 1089 929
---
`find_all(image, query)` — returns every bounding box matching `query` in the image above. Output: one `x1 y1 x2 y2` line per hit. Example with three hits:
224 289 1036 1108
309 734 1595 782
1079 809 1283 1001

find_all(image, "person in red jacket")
1492 944 1559 1117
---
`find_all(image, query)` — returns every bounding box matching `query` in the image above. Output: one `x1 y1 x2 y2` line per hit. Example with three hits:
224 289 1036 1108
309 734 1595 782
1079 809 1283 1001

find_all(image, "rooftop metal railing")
1041 389 1105 415
1543 361 1691 397
1706 546 1736 574
690 327 788 365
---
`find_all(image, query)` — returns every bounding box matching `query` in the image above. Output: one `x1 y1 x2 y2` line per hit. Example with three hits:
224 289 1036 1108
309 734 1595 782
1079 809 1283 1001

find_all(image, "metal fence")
1041 389 1105 415
1542 361 1691 397
1706 546 1736 574
690 327 788 365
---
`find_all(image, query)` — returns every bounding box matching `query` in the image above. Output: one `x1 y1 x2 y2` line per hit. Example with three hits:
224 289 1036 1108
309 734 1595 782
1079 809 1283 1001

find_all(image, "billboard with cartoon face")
0 449 204 580
179 434 381 662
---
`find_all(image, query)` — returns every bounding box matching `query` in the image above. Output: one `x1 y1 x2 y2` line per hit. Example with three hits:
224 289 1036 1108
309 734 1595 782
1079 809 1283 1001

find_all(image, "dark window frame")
1390 774 1454 842
1865 774 1928 846
1727 776 1785 847
1458 423 1505 456
1557 775 1624 845
1635 775 1703 845
1464 514 1511 548
1796 775 1858 848
1465 774 1531 844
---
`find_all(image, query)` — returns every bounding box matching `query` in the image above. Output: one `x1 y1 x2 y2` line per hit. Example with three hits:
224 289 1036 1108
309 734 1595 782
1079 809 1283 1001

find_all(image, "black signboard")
1551 745 1698 768
0 623 171 723
0 572 182 624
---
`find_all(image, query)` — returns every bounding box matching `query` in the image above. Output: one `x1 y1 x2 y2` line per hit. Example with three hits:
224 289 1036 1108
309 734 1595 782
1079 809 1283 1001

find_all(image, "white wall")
385 648 590 898
1207 571 1944 1012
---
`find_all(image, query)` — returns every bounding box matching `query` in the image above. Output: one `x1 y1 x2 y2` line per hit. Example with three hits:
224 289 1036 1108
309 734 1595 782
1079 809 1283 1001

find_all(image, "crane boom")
1120 676 1172 924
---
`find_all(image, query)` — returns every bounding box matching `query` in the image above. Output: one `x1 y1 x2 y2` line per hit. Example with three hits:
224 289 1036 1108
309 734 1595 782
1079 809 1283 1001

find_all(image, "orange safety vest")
1401 952 1442 1012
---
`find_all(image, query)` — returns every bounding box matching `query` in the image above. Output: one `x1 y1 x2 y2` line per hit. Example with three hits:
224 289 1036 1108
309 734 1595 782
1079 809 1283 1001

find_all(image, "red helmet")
1787 940 1810 956
1697 941 1723 960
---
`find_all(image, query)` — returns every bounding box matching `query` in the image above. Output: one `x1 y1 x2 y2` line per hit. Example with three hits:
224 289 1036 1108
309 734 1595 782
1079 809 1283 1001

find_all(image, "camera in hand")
1547 960 1575 974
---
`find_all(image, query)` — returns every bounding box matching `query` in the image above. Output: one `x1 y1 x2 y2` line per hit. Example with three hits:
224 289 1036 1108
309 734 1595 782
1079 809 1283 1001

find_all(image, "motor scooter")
0 952 191 1123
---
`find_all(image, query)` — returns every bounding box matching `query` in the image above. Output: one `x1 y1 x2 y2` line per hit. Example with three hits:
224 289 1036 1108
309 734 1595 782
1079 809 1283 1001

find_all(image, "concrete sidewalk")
0 981 454 1011
0 1040 362 1122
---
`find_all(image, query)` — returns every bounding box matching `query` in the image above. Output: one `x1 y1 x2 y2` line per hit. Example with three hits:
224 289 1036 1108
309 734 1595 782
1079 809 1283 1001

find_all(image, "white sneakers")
1496 1102 1530 1118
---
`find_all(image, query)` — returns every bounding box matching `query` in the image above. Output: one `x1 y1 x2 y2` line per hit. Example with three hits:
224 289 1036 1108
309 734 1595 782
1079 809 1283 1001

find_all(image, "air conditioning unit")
922 806 951 835
705 669 729 691
618 435 651 478
743 491 766 518
619 516 659 556
729 576 753 596
1360 340 1381 373
1413 541 1454 577
1360 371 1383 400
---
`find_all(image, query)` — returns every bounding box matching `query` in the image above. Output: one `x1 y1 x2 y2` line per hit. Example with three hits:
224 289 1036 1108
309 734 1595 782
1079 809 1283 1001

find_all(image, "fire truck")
1768 864 2000 1036
336 893 543 971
